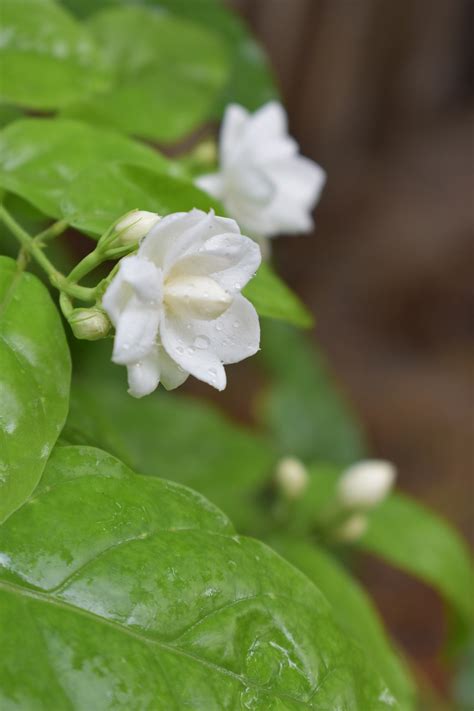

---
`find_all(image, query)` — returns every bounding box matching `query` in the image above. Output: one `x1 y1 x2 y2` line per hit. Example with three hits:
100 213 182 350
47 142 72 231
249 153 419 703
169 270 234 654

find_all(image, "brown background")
227 0 474 699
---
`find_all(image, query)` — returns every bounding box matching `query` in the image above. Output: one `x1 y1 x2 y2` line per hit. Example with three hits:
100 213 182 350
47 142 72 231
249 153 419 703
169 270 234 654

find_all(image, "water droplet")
187 346 195 355
233 282 241 290
176 346 184 354
193 335 210 350
233 321 240 329
215 322 223 332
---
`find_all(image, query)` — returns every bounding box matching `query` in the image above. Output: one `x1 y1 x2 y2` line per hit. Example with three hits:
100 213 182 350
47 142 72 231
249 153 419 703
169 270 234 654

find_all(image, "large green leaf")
243 262 314 329
0 0 109 110
63 6 231 142
269 536 416 710
0 257 70 522
64 348 273 531
61 0 278 117
259 321 368 465
359 494 474 624
0 444 395 709
60 162 222 235
0 118 170 219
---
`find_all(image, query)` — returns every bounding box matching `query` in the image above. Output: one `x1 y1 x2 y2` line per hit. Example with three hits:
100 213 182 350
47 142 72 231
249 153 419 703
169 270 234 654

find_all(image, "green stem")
33 219 68 245
0 205 95 302
67 248 104 283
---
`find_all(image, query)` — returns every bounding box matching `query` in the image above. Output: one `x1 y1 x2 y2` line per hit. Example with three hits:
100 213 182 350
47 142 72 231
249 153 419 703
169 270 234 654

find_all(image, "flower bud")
275 457 309 500
338 460 396 510
114 210 161 245
68 307 111 341
335 514 368 542
99 210 161 252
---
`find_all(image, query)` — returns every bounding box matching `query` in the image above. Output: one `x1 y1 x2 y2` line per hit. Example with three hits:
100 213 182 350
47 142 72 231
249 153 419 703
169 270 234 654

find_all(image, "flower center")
164 274 232 320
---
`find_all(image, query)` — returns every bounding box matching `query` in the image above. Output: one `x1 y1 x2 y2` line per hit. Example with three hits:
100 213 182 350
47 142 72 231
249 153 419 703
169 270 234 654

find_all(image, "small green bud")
69 307 111 341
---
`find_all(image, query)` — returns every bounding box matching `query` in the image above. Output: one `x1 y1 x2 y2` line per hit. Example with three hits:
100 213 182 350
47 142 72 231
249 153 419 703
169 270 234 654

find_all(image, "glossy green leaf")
60 162 222 235
0 118 170 219
0 256 70 522
0 0 109 110
64 349 273 531
0 444 395 709
243 262 314 329
259 321 368 465
269 536 416 710
359 494 474 624
63 6 230 142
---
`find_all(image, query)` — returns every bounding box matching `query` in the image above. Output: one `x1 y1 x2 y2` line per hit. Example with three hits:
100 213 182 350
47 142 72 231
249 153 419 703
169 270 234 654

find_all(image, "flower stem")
0 205 96 302
33 219 69 245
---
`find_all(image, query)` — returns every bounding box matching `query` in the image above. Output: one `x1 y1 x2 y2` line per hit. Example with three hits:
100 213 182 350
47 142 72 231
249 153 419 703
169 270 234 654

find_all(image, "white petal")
207 294 260 364
101 267 129 325
170 232 261 294
138 211 199 268
160 314 227 391
118 255 162 303
220 104 249 165
158 348 189 390
272 156 326 208
127 348 161 398
195 172 224 199
112 298 160 365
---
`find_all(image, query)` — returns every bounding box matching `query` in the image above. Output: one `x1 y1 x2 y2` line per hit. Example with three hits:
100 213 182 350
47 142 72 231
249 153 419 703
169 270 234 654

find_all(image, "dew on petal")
193 335 210 350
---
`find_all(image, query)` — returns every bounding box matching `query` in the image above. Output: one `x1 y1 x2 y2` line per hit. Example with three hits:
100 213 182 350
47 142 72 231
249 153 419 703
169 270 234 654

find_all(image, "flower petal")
160 313 227 391
195 172 224 199
112 298 160 365
127 348 161 398
170 232 261 294
158 348 189 390
220 104 249 165
207 294 260 364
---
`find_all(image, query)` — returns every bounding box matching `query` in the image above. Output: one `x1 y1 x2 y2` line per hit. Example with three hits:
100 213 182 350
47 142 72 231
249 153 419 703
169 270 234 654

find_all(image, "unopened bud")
114 210 161 245
275 457 309 500
335 514 368 542
69 307 111 341
99 210 161 252
193 139 217 166
338 460 396 510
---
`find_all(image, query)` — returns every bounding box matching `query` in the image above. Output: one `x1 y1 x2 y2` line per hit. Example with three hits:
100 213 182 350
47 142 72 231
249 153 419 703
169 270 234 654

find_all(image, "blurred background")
187 0 473 698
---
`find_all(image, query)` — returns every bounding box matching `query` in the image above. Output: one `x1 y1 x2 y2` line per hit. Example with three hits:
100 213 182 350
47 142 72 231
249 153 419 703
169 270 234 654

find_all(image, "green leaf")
259 321 368 465
0 118 170 219
64 347 273 531
0 444 395 709
359 494 474 624
269 536 416 710
63 6 231 142
0 256 70 522
243 261 314 329
60 162 223 235
0 0 109 110
61 0 279 115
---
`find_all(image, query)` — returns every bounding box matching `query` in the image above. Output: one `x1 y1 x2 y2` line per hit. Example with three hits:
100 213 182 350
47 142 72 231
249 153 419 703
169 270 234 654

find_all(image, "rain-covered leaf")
0 118 170 219
269 536 416 710
0 444 396 709
63 6 231 142
243 262 314 329
64 347 273 531
359 494 474 624
60 163 222 235
0 256 70 522
0 0 109 110
259 321 368 464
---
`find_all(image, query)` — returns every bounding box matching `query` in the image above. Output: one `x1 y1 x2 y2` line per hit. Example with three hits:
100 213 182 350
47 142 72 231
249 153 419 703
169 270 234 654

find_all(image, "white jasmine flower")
275 457 309 499
196 101 326 238
338 460 396 510
102 209 261 398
